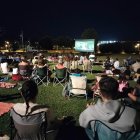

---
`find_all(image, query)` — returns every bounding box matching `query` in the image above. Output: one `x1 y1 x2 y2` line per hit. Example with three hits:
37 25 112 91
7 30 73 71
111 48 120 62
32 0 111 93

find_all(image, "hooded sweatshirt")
79 99 137 132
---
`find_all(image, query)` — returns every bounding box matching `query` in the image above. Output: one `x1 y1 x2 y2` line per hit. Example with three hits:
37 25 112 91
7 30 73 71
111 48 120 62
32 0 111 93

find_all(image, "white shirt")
114 60 120 69
1 62 8 74
89 54 95 62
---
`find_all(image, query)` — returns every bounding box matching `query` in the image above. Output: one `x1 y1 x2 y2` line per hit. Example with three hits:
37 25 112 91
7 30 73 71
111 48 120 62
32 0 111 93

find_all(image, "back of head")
137 68 140 74
21 80 38 103
37 58 44 66
20 55 27 62
118 73 126 82
58 59 63 64
136 58 140 63
99 77 119 99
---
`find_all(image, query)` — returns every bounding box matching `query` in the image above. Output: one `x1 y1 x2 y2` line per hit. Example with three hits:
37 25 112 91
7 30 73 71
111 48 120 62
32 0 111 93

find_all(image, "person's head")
136 58 140 63
37 58 44 66
1 58 7 63
118 73 126 82
21 80 38 115
99 77 119 100
58 59 63 64
137 68 140 74
20 55 27 62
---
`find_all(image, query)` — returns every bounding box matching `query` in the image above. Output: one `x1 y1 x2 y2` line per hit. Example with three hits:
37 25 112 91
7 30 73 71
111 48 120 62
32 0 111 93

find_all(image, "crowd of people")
0 51 140 140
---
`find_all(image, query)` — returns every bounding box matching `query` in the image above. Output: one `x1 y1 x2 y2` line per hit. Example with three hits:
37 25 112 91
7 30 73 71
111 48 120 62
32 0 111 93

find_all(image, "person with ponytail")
11 80 55 131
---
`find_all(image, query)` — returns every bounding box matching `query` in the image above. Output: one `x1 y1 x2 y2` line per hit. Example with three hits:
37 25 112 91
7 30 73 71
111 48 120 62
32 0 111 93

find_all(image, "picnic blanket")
0 82 17 88
0 102 14 116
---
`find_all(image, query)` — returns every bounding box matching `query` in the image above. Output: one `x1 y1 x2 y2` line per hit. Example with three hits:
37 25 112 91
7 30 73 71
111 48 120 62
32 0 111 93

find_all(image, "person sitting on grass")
79 76 140 140
128 76 140 104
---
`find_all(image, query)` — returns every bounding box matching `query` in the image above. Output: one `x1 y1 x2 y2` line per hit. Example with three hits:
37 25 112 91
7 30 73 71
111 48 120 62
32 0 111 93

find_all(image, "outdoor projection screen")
74 39 95 52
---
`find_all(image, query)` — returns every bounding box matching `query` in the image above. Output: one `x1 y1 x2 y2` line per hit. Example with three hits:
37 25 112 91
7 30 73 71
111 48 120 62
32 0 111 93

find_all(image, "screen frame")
74 39 95 52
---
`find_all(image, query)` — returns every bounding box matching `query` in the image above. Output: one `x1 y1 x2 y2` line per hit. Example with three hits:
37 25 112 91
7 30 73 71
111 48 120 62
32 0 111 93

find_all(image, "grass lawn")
0 53 138 136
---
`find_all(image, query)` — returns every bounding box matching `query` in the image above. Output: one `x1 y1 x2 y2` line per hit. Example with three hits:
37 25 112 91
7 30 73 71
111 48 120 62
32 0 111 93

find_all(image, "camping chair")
53 67 68 87
10 108 48 140
32 66 50 86
62 74 87 99
86 120 140 140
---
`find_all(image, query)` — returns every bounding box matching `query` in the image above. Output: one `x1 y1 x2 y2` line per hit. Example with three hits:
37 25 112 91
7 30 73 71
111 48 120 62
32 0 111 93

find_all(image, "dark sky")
0 0 140 41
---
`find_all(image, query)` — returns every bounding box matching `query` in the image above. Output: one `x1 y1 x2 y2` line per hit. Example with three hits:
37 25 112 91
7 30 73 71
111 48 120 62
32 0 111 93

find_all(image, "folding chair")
32 66 50 86
87 120 140 140
10 108 48 140
63 74 88 99
53 67 67 87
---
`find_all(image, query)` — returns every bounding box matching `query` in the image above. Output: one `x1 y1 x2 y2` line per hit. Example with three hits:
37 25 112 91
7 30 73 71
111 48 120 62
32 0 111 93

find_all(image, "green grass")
0 53 139 135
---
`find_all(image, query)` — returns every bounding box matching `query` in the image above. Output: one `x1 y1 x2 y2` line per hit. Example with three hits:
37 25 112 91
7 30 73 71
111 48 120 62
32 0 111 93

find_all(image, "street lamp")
5 41 10 51
135 43 140 54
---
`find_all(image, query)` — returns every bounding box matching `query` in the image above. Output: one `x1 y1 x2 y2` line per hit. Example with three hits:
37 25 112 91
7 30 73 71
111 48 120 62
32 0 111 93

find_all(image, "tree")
12 41 20 51
53 36 74 49
39 36 53 50
81 28 98 52
81 28 98 40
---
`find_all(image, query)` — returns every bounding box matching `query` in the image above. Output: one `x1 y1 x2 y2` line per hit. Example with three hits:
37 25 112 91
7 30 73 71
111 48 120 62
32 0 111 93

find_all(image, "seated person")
32 56 39 65
90 74 108 99
123 66 132 80
113 58 120 70
34 59 52 78
105 66 113 75
55 59 65 70
131 58 140 73
111 66 121 75
18 55 31 76
134 68 140 81
128 77 140 103
79 76 140 140
118 74 129 93
10 80 59 139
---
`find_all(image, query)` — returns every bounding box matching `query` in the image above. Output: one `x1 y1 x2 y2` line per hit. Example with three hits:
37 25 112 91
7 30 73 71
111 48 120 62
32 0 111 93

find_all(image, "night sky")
0 0 140 41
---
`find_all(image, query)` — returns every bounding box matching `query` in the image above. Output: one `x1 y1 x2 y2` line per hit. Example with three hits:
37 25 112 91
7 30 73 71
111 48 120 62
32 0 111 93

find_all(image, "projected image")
74 39 95 52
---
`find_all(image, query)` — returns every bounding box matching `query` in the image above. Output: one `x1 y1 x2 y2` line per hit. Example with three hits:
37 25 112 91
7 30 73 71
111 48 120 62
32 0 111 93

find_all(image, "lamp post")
5 41 10 52
135 43 140 54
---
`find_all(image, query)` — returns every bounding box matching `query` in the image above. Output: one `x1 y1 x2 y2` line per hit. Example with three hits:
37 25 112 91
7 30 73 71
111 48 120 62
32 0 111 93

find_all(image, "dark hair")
118 73 126 81
21 80 38 115
137 76 140 84
137 68 140 74
99 77 119 99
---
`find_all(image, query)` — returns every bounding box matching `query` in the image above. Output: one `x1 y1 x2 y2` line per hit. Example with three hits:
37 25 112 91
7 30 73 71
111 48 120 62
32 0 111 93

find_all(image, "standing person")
79 76 140 140
89 53 95 64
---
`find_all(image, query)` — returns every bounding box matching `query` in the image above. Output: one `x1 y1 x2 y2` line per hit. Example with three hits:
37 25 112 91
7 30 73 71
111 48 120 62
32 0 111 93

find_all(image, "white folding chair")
68 74 88 99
